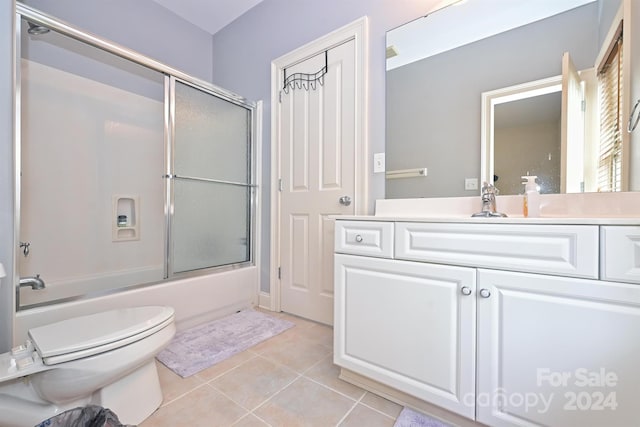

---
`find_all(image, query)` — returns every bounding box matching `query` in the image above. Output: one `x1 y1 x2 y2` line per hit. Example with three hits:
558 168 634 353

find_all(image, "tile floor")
140 310 403 427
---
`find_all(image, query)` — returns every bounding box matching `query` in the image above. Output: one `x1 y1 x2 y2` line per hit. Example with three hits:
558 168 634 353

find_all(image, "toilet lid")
28 306 175 362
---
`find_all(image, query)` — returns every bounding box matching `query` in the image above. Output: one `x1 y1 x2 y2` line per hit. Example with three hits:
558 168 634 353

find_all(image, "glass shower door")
170 79 253 274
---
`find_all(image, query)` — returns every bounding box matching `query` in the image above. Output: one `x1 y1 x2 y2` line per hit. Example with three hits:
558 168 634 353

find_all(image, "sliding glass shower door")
16 4 257 309
169 79 254 274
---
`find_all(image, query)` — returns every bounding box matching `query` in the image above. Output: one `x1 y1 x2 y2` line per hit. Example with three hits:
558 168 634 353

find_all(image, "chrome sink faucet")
472 182 507 217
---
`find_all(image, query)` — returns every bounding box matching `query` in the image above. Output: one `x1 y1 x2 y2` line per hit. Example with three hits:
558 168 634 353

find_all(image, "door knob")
339 196 352 206
479 288 491 298
461 286 472 296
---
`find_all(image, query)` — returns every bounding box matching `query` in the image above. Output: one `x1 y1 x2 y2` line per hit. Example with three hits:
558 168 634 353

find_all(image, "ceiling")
150 0 264 35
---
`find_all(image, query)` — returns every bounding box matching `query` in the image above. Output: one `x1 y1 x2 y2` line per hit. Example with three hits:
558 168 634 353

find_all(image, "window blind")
597 31 623 192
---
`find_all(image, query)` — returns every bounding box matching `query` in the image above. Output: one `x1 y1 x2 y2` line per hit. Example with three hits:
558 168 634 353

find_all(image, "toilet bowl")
0 305 175 427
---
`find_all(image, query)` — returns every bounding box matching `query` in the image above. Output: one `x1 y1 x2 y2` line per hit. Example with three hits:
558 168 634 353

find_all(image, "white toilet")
0 264 175 427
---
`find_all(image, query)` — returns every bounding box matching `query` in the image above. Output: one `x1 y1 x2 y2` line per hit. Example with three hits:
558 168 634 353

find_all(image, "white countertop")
334 214 640 225
338 193 640 226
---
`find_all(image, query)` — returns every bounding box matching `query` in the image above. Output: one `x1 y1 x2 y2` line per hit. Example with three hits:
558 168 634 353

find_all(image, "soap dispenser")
521 176 540 218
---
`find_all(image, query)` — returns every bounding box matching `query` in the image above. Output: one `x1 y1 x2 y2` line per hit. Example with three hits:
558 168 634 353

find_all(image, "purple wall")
210 0 438 292
22 0 214 81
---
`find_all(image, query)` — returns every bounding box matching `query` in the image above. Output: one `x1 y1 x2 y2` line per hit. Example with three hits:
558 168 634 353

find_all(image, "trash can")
35 405 130 427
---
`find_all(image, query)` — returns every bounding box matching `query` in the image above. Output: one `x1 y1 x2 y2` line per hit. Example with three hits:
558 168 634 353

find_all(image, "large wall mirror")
385 0 640 199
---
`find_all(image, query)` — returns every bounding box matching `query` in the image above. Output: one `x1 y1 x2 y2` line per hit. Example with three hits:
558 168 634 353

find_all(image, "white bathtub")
14 266 258 345
18 265 164 307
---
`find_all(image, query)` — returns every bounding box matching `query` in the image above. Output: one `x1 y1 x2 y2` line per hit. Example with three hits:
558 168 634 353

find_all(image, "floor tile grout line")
335 399 361 426
196 353 260 384
302 373 365 402
203 357 302 413
334 387 369 426
229 412 274 427
203 381 257 414
358 396 402 420
249 351 312 377
249 345 332 377
246 372 305 416
157 380 210 408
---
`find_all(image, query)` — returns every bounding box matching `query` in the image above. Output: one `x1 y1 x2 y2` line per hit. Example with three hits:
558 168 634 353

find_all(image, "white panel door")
477 269 640 427
334 254 477 419
279 40 356 324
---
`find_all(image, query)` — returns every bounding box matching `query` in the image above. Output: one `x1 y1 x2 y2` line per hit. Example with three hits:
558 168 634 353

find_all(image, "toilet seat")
28 306 175 365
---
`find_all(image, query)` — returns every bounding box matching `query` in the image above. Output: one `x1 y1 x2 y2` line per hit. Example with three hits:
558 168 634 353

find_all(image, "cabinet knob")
355 234 363 243
479 288 491 298
461 286 472 296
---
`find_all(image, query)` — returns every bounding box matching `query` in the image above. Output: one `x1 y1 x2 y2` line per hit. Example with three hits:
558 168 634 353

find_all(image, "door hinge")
278 267 281 279
581 99 586 112
279 91 282 103
278 178 283 192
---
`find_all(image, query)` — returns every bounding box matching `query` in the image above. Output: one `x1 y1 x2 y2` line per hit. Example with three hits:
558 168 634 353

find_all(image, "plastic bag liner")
34 405 133 427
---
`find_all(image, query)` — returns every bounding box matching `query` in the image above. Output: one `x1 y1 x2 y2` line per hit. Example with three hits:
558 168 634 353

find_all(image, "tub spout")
19 274 46 290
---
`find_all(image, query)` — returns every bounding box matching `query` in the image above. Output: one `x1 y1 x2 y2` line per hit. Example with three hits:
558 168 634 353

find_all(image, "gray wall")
386 2 599 199
208 0 437 293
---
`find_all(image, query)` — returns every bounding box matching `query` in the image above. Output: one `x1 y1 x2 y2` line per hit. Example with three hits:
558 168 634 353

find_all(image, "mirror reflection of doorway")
494 91 562 195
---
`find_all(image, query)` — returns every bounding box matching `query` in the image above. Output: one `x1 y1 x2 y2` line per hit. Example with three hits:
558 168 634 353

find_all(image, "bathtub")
14 266 258 345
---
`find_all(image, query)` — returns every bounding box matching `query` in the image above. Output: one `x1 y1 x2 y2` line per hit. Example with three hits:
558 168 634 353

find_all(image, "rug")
156 309 294 378
394 408 452 427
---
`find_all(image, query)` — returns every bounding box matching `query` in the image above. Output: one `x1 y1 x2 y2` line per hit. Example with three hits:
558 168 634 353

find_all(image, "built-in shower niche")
112 195 139 241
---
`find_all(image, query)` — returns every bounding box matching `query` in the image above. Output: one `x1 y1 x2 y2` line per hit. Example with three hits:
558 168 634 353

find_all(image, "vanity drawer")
601 226 640 284
335 220 394 258
395 222 599 278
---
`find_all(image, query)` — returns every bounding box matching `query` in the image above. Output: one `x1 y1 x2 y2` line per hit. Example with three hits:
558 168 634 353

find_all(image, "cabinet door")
477 269 640 427
334 254 476 419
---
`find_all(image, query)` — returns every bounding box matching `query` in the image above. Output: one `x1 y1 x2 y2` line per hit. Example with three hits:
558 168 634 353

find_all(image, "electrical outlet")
465 178 478 190
373 153 385 173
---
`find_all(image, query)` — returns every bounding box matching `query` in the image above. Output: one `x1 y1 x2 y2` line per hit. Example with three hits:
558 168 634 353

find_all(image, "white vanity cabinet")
476 269 640 427
334 219 640 427
334 252 477 418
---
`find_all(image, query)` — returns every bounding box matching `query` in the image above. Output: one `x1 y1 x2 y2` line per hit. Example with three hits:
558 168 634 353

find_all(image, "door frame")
264 17 369 312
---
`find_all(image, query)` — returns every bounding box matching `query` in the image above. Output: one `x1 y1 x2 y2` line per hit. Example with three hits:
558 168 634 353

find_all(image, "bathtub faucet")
19 274 46 290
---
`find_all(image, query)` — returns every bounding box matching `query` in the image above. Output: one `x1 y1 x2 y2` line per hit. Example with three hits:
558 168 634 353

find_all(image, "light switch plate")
465 178 478 190
374 153 385 173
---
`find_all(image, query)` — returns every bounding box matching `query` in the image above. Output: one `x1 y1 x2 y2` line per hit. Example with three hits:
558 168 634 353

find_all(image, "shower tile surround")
141 310 404 427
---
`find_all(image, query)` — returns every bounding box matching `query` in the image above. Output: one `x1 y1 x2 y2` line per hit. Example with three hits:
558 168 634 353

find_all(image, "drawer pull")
479 288 491 298
355 234 363 243
461 286 472 296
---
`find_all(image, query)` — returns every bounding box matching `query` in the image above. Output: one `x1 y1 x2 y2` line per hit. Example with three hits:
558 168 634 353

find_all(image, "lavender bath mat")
157 309 294 378
394 408 452 427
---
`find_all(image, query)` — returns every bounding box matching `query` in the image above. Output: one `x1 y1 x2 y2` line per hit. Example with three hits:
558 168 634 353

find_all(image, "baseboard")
258 291 271 310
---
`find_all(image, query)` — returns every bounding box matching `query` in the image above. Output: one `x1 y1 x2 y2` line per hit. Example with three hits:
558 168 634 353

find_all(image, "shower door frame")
14 2 259 309
165 75 259 278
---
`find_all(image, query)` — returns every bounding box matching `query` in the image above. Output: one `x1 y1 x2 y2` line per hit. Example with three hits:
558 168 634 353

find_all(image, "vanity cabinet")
334 253 477 418
334 220 640 427
476 269 640 427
